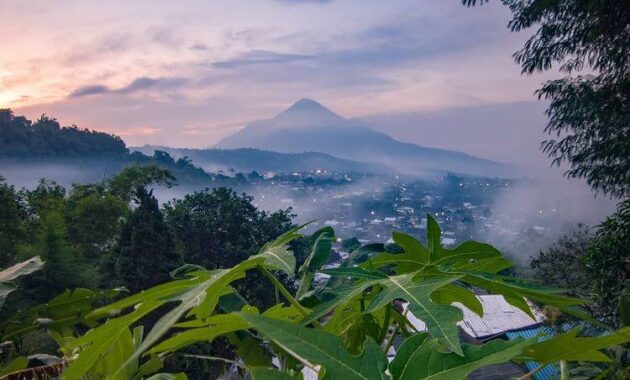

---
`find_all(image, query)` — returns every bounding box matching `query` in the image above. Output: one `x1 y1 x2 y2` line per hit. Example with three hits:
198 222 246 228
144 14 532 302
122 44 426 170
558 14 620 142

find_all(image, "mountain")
217 99 513 177
132 146 387 174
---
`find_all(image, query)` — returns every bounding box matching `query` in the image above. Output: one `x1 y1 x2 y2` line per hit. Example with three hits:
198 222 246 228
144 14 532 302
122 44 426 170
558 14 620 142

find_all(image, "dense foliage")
1 217 629 379
0 110 127 158
465 0 630 198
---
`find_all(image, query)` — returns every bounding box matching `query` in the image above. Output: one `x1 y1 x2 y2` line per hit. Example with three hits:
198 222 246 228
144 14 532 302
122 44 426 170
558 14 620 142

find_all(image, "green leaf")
0 356 28 377
296 227 335 299
366 273 464 355
250 368 303 380
393 231 430 264
145 373 188 380
0 256 44 307
61 301 161 380
256 223 309 275
431 284 483 317
321 267 387 280
2 288 98 340
461 273 583 316
240 313 388 380
302 281 379 326
426 214 442 261
149 314 249 354
436 241 503 268
523 327 630 365
389 333 533 380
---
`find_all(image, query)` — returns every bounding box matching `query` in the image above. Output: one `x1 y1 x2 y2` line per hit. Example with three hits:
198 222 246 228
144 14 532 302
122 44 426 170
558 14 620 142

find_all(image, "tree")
108 164 176 202
110 187 180 293
464 0 629 198
0 177 25 267
18 211 95 304
584 199 630 327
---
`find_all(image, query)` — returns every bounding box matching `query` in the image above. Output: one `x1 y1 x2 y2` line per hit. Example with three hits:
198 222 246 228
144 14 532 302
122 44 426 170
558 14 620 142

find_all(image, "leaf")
0 356 28 377
389 333 533 380
426 214 442 261
324 243 384 290
302 281 379 326
149 314 249 354
93 327 136 380
250 368 303 380
2 288 98 340
0 256 44 307
321 267 387 280
61 301 161 380
240 313 388 380
431 284 483 317
296 227 335 299
256 223 309 276
366 273 464 355
393 231 430 264
523 327 630 365
145 373 187 380
461 273 583 316
436 241 503 268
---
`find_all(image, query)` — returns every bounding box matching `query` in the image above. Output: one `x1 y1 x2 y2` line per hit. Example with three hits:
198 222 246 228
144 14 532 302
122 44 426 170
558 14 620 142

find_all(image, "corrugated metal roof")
507 327 560 380
402 294 545 338
457 295 545 339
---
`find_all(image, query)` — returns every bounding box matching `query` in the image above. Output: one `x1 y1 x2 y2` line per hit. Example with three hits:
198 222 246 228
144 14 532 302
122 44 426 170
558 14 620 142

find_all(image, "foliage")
464 0 630 197
109 187 181 293
2 216 629 379
0 109 128 158
0 178 25 266
0 256 43 307
532 200 630 328
108 164 177 202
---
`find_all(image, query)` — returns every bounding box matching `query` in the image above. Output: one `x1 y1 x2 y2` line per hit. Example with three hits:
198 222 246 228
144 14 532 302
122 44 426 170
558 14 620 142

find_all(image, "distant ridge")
132 145 388 174
217 99 514 177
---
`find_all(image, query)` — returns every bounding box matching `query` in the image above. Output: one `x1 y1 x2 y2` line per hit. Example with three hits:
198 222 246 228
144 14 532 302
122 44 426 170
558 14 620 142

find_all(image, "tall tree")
110 187 180 293
0 177 25 267
464 0 630 198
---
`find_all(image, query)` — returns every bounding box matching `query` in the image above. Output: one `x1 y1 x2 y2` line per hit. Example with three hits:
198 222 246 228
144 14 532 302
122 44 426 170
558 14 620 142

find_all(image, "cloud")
68 85 110 98
68 76 187 98
212 50 313 68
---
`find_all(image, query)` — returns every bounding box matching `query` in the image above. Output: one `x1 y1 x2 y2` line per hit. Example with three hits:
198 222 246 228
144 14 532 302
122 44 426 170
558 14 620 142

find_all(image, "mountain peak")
290 98 325 110
278 98 341 119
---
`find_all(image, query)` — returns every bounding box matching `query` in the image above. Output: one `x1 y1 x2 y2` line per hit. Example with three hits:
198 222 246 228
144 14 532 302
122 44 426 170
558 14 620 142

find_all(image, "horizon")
1 0 555 168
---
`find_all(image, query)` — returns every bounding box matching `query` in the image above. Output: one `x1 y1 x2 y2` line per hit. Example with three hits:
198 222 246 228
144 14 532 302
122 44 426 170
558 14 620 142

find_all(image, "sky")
1 0 556 167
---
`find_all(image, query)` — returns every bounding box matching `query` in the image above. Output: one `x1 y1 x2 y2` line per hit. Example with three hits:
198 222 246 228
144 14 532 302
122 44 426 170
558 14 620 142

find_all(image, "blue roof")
506 326 559 380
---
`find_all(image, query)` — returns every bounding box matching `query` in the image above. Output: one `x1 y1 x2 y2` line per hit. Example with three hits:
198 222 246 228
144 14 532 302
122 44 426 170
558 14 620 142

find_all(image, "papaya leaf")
250 368 303 380
145 373 187 380
0 256 44 307
523 327 630 365
240 313 389 380
0 356 28 377
302 280 380 326
321 267 387 280
255 222 310 276
426 214 442 261
149 314 250 354
2 288 98 340
296 227 335 299
389 333 533 380
393 231 430 264
61 301 161 380
431 284 483 317
461 273 583 316
366 273 464 355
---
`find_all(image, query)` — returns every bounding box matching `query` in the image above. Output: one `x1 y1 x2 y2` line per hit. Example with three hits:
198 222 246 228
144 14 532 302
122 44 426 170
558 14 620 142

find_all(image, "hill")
132 146 387 174
217 99 514 177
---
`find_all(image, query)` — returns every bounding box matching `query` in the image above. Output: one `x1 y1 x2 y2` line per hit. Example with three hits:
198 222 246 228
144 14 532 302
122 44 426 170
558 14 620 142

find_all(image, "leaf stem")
514 364 544 380
258 266 322 328
377 304 392 343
